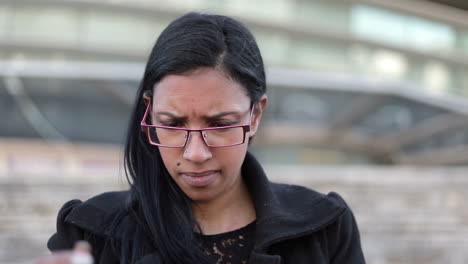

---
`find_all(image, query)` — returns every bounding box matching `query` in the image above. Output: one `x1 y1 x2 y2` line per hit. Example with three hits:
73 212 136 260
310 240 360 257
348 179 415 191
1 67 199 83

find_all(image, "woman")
43 12 365 264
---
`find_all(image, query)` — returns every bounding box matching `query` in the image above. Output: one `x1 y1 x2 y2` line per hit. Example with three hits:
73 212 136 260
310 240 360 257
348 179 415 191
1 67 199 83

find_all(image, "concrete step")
2 165 468 264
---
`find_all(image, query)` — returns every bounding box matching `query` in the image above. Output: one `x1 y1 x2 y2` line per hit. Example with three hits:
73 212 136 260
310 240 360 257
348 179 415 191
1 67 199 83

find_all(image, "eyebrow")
155 111 241 121
204 111 241 120
155 112 188 123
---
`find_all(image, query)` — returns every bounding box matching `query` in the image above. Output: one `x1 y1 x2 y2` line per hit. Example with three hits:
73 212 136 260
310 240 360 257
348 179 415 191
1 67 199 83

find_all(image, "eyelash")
210 121 236 127
160 121 180 127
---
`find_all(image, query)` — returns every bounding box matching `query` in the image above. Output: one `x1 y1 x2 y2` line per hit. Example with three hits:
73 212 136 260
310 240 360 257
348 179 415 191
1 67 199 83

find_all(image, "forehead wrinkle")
154 111 187 122
157 97 246 117
201 111 242 120
151 71 251 121
154 107 244 123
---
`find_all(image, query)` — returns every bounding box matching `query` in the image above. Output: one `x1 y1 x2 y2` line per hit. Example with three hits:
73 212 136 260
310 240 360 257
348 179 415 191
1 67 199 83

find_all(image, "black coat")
48 153 366 263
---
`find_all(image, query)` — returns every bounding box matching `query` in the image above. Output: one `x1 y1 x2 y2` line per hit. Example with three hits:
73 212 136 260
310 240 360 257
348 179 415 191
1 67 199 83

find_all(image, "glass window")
422 61 451 95
349 44 374 74
0 5 10 36
294 0 350 31
405 58 425 84
137 0 204 10
407 18 455 52
254 30 289 66
351 5 456 52
452 67 468 96
225 0 293 22
370 49 408 78
456 29 468 55
201 0 226 10
83 11 163 50
352 5 404 44
288 37 350 71
11 6 79 42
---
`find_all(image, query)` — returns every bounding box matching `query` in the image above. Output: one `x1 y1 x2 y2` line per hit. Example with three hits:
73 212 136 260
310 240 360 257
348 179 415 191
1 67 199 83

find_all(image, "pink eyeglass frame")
140 102 254 148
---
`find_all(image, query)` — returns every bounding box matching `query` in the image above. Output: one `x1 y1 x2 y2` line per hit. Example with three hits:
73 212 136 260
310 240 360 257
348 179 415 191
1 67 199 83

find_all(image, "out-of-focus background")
1 0 468 263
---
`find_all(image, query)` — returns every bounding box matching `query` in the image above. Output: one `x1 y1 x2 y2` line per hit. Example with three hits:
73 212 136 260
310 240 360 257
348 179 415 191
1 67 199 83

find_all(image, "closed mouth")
181 170 218 177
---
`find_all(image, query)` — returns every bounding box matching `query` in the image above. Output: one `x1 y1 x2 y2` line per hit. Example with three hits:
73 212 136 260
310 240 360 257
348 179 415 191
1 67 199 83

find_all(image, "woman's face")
149 68 266 203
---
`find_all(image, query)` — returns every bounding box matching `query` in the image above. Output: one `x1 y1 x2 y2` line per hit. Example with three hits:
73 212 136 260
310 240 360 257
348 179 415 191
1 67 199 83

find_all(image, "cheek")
159 144 249 173
218 145 248 171
158 149 180 173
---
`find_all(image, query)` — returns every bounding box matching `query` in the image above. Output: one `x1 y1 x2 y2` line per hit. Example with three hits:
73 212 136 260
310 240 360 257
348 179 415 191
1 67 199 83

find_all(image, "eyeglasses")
140 102 254 148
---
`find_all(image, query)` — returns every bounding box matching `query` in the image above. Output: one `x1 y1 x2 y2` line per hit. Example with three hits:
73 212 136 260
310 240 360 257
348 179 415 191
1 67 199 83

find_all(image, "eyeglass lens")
147 126 245 147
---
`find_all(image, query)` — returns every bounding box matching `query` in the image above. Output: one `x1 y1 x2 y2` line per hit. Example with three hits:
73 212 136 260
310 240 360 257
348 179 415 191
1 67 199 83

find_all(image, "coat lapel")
242 152 346 251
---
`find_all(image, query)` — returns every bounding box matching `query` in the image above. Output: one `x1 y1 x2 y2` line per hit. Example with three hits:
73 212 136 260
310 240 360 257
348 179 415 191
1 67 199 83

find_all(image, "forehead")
152 68 250 112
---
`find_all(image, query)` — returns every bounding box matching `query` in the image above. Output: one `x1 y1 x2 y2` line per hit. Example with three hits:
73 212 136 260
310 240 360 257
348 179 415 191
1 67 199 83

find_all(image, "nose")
183 131 212 163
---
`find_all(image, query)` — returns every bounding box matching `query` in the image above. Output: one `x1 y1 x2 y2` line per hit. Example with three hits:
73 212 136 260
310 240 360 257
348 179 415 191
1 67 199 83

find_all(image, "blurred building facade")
2 0 468 164
1 0 468 263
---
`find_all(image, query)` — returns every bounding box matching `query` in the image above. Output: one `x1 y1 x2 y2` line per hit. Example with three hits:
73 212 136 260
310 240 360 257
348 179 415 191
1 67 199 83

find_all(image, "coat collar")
242 152 346 251
65 152 346 264
64 190 130 237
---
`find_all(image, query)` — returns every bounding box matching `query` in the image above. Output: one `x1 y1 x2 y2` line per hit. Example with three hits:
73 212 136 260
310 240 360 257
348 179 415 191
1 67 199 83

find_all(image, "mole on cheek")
176 162 181 166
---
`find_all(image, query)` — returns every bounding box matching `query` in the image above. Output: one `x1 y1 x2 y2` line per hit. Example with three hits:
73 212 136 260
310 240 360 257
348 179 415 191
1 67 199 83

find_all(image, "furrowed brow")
203 111 240 120
155 112 188 122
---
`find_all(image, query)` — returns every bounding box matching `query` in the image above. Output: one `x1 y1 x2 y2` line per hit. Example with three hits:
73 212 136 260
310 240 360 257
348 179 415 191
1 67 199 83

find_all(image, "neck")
193 178 256 235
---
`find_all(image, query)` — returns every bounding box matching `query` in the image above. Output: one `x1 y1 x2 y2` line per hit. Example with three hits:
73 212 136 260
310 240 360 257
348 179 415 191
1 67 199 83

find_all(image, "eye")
210 120 236 127
159 120 181 127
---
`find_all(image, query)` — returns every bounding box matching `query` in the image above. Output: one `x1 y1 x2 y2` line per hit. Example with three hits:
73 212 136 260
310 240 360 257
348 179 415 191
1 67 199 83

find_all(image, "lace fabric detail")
195 221 256 264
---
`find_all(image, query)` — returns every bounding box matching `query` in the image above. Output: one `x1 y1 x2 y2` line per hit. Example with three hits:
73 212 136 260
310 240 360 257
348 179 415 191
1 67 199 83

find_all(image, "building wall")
1 0 468 97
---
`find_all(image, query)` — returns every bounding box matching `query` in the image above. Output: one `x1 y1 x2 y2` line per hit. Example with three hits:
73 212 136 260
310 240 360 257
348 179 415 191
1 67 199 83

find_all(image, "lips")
183 170 217 177
180 170 218 187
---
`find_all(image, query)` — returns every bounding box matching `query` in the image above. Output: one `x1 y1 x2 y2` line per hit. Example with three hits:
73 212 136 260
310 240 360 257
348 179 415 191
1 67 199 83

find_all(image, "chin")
187 192 218 204
180 185 220 203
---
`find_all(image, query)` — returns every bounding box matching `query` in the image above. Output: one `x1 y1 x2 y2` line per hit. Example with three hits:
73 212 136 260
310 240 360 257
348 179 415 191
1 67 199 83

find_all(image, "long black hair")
116 12 266 263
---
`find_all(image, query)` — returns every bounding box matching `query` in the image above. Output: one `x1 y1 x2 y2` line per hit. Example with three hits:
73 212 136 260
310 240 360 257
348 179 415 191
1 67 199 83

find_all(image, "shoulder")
68 191 130 226
269 182 348 216
65 190 130 233
267 183 365 262
258 181 353 236
268 182 360 242
47 190 130 251
323 193 365 263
